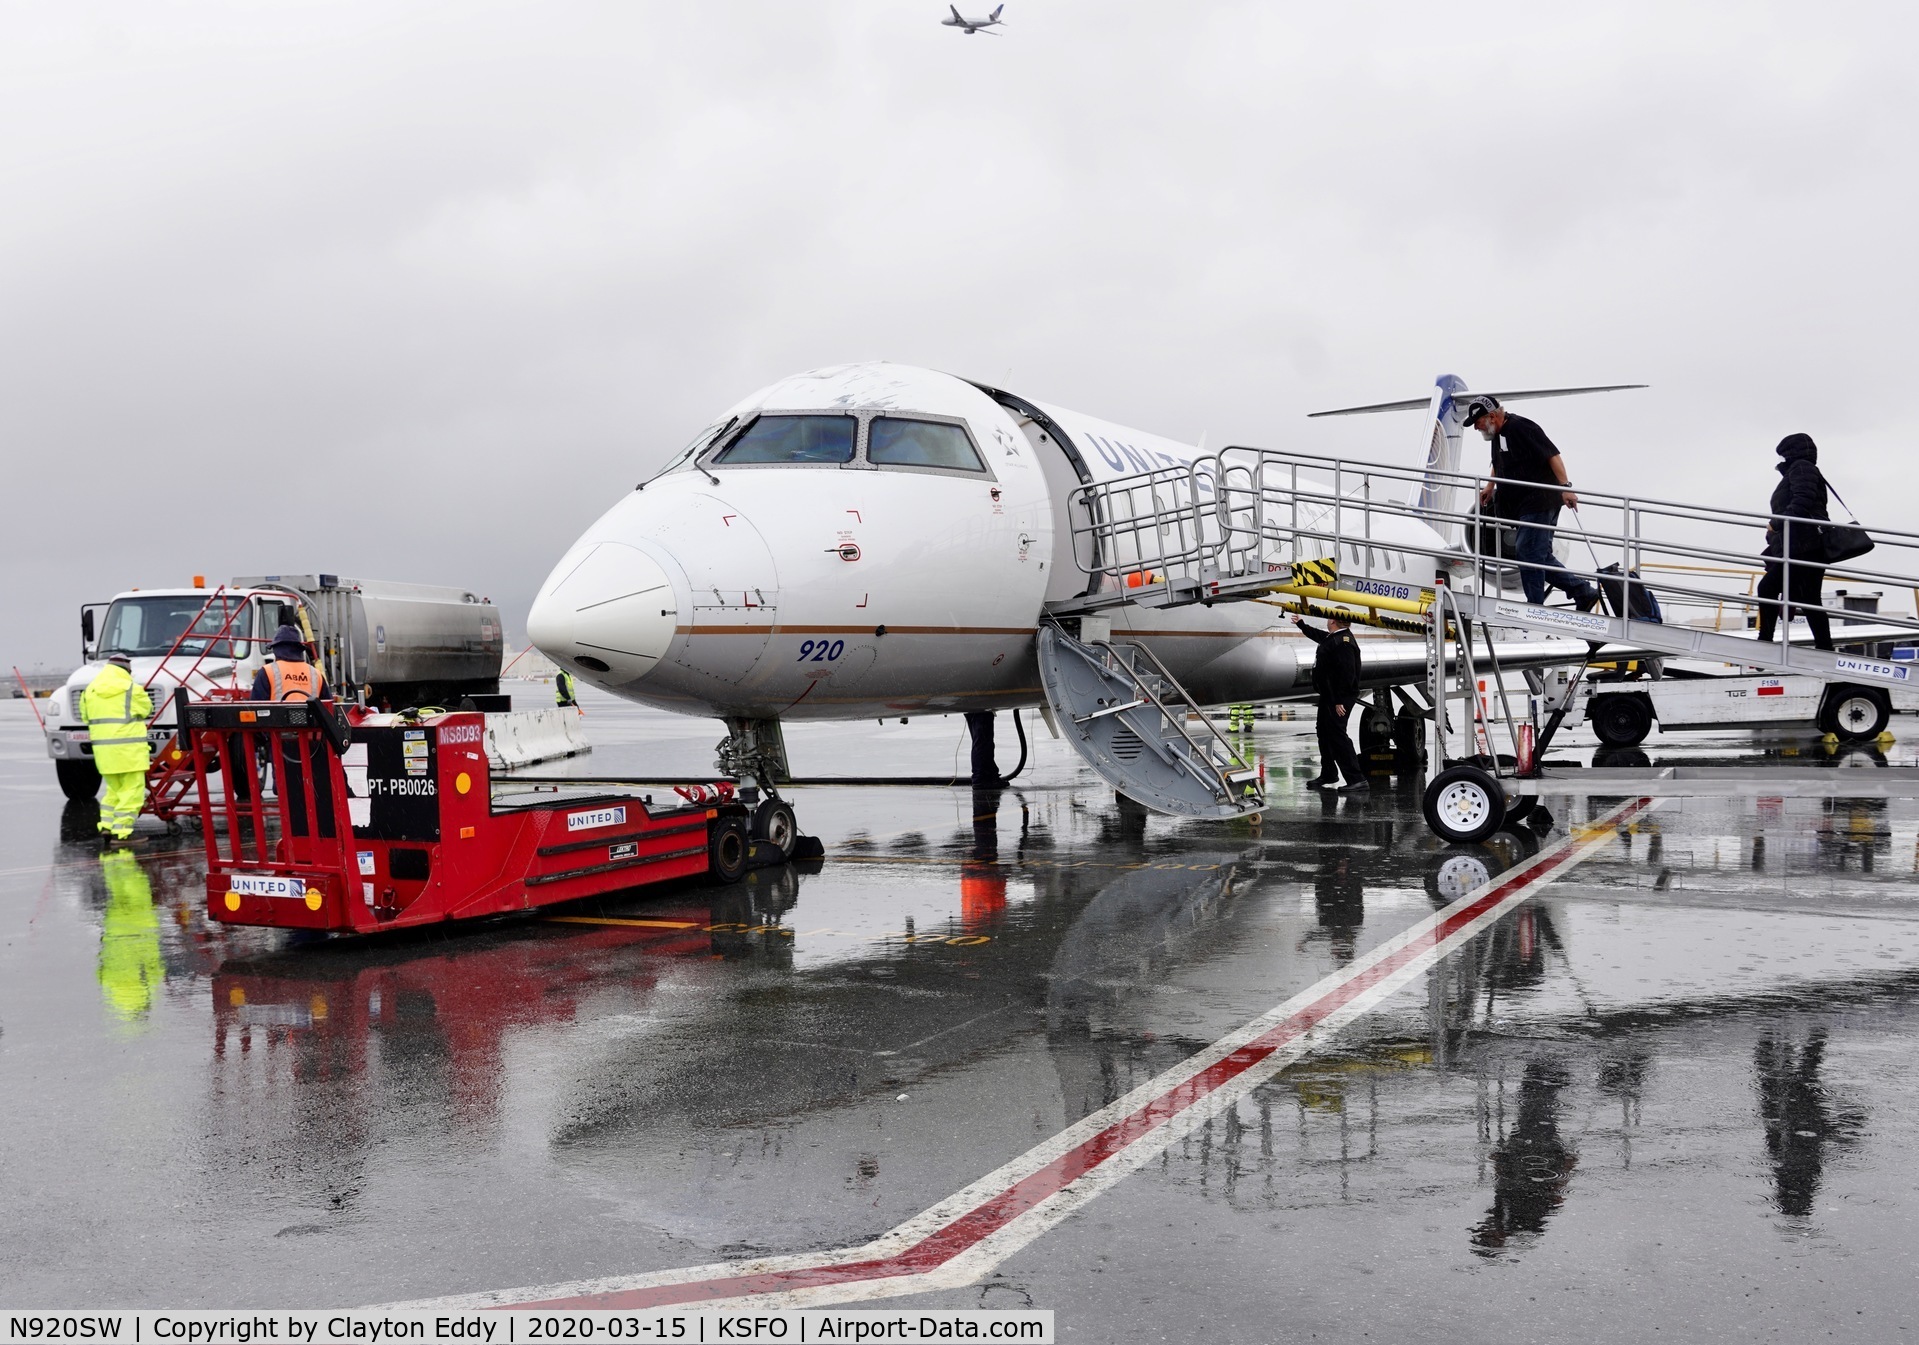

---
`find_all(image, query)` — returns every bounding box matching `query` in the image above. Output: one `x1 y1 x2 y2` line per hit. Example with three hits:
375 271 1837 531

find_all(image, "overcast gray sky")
5 0 1916 671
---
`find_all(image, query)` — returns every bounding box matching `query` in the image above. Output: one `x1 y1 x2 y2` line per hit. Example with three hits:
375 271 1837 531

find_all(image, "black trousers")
965 710 999 785
277 735 336 838
1755 559 1831 649
1314 701 1364 784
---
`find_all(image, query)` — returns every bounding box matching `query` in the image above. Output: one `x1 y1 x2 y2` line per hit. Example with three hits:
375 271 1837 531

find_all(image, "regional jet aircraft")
942 4 1005 34
526 363 1639 833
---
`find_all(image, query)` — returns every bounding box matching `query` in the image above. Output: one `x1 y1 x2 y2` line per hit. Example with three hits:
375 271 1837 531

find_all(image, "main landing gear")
715 716 823 864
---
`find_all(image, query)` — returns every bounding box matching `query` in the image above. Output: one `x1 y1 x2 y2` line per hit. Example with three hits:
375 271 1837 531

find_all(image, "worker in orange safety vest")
249 623 334 832
251 624 329 701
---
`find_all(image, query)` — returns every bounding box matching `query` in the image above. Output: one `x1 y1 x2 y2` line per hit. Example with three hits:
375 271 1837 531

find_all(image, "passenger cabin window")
867 417 986 473
714 414 856 465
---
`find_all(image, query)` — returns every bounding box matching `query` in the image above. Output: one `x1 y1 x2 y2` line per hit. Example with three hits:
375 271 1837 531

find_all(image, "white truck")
43 574 582 801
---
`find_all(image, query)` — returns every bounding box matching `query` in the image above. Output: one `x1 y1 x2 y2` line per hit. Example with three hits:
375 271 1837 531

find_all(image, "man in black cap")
1465 396 1603 612
1291 612 1368 793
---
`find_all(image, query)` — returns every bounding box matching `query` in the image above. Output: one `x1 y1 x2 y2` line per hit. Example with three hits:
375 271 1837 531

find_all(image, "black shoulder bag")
1819 476 1875 565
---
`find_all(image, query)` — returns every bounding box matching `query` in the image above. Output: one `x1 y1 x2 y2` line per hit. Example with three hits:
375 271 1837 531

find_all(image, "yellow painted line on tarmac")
547 915 703 930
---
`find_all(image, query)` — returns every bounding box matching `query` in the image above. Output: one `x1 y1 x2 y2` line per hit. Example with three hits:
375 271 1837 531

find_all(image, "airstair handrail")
1063 445 1919 648
1219 444 1919 547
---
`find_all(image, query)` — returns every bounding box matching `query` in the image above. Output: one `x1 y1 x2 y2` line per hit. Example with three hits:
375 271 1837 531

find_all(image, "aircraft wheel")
1825 686 1889 742
751 797 798 861
1591 693 1653 747
707 814 750 885
56 759 101 801
1359 706 1395 754
1422 765 1506 845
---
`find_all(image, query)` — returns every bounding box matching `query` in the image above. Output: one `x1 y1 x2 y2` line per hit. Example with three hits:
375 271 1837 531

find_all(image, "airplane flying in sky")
942 4 1005 34
525 362 1636 832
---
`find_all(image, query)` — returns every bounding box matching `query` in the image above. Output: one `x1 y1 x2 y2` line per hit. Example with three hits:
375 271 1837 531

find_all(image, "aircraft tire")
1359 706 1395 754
1591 693 1653 747
751 798 798 861
707 814 750 885
1422 764 1506 845
56 759 101 801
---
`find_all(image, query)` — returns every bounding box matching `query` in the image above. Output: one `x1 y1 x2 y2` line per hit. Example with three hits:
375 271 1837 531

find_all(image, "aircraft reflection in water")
182 789 1897 1255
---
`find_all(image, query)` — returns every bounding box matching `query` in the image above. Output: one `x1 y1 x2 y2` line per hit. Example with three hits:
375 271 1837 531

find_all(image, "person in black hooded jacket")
1754 433 1832 650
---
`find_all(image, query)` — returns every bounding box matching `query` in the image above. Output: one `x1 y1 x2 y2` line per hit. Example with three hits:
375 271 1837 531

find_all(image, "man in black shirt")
1467 396 1602 611
1291 612 1368 793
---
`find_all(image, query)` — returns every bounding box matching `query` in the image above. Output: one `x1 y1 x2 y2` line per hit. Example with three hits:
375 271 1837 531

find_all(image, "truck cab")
46 587 302 800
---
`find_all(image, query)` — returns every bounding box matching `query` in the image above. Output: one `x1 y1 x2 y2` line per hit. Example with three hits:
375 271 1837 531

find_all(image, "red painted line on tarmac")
509 798 1655 1311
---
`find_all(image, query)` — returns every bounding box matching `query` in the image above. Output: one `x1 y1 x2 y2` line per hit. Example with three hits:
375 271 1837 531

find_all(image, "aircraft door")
1010 414 1095 605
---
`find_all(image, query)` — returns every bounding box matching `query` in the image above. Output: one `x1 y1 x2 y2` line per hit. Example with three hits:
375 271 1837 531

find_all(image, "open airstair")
1037 444 1919 839
1036 624 1264 818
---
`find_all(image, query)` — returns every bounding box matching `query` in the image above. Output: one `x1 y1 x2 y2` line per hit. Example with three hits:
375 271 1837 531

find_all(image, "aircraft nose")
526 542 678 684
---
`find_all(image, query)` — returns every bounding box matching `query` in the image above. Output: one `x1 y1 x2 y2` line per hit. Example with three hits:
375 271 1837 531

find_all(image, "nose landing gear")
716 716 824 864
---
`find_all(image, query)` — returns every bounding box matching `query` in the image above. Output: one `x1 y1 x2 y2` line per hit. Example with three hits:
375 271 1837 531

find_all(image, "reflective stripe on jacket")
266 660 320 701
80 663 154 774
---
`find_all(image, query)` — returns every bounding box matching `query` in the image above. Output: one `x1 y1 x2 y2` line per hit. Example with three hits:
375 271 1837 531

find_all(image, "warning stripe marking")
384 795 1656 1314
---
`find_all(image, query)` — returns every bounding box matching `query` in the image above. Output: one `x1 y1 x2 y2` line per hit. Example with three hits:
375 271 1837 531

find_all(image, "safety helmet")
1461 394 1502 426
107 652 133 667
270 623 306 653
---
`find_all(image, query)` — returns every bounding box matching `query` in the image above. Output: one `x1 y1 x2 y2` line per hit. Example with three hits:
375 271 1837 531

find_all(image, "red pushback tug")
177 694 750 932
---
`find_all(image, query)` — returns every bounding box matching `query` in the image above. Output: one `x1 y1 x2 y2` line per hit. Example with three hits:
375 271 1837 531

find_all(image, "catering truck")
45 574 506 800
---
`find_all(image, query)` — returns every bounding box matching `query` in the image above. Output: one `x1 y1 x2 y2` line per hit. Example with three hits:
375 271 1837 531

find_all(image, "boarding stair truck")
44 574 583 808
1028 391 1919 843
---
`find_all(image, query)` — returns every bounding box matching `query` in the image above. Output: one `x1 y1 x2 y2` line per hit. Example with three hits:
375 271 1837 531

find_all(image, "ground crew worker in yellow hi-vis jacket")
97 849 163 1023
80 652 153 843
555 668 578 709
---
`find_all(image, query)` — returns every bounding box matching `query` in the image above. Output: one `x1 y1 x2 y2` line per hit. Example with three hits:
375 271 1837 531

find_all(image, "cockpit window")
867 417 986 473
713 414 856 465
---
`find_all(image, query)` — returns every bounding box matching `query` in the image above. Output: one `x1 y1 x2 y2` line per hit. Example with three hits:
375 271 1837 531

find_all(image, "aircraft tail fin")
990 4 1004 19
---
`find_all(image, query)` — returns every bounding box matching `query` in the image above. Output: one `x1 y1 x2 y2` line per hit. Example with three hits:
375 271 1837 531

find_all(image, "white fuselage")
527 363 1451 720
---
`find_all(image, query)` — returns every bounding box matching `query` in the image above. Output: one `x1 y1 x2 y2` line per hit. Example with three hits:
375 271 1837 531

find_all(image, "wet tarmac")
3 687 1918 1340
